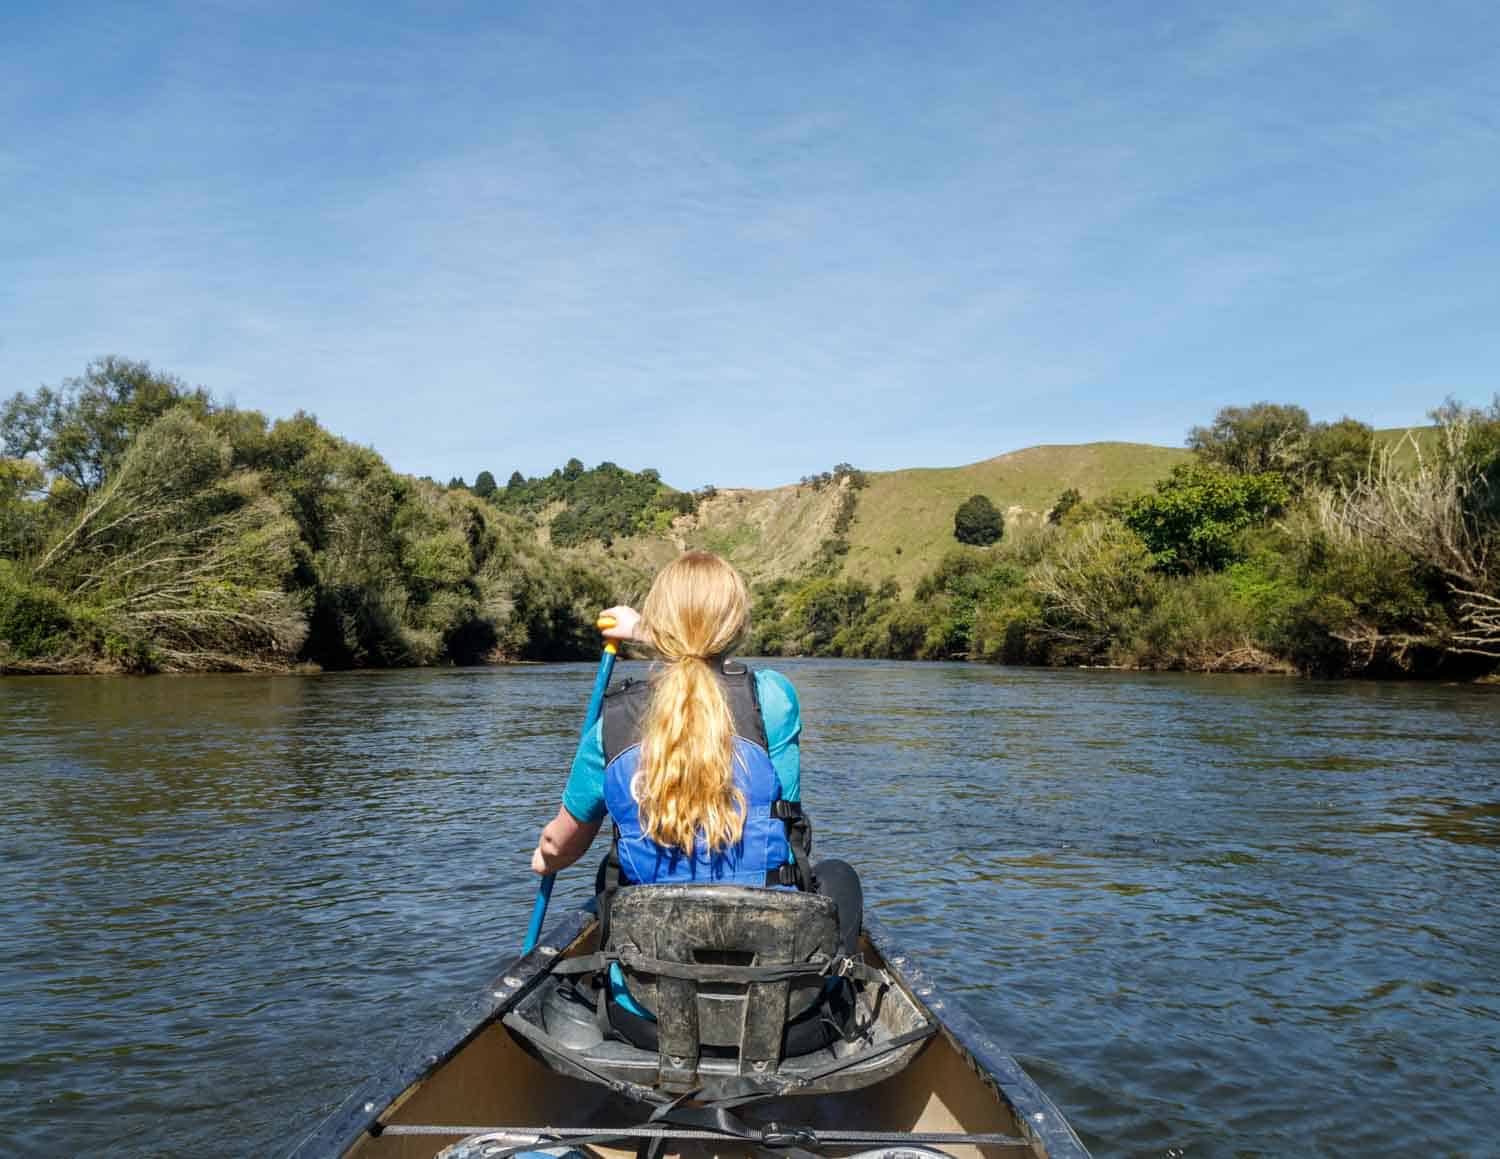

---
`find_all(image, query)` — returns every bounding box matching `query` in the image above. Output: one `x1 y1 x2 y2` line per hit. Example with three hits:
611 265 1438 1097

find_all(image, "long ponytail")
634 552 750 854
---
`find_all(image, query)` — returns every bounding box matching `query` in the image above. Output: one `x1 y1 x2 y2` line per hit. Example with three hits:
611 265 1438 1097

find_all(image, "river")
2 661 1498 1157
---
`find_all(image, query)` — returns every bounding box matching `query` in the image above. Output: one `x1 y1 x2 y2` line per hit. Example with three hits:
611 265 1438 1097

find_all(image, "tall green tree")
473 470 498 499
28 409 305 669
1305 418 1375 488
953 494 1004 546
1 357 208 492
1188 402 1312 476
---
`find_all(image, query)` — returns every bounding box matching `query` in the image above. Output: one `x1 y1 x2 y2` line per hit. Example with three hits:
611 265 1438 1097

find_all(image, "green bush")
0 562 74 659
1048 487 1082 525
1125 572 1257 670
1234 523 1448 675
1124 462 1289 572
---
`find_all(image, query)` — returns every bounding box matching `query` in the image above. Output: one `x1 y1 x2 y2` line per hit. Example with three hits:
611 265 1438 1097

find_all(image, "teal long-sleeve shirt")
561 668 802 824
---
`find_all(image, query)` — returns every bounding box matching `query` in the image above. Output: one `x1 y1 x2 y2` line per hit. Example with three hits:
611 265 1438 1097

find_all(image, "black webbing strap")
646 1100 823 1159
595 829 623 947
553 949 888 986
676 1018 942 1112
498 1010 668 1107
791 1017 940 1085
771 799 814 891
765 862 800 887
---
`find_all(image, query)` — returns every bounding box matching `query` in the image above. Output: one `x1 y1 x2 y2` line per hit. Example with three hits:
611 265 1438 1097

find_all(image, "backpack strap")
601 664 768 761
601 678 650 765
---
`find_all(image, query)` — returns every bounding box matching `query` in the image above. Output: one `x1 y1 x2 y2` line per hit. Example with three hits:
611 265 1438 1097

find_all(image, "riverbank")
10 646 1499 684
7 363 1499 684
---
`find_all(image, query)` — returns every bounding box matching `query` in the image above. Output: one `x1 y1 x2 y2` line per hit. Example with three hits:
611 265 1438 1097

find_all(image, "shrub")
0 562 74 659
1048 488 1082 525
1125 572 1263 671
1124 462 1289 572
1029 520 1156 662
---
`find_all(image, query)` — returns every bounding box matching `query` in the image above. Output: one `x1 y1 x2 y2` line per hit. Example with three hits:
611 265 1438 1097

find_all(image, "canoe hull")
287 909 1090 1159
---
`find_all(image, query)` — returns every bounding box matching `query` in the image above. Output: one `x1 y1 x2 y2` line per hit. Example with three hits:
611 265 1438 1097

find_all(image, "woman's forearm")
531 806 601 874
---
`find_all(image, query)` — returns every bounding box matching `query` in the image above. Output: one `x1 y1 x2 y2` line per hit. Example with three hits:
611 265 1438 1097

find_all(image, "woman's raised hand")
599 605 648 644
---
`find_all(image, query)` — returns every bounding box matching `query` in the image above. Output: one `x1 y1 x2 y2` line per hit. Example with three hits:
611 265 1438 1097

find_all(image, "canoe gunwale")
287 906 1090 1159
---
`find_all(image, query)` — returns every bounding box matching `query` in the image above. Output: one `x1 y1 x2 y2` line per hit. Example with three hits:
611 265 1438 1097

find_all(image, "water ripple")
2 662 1498 1157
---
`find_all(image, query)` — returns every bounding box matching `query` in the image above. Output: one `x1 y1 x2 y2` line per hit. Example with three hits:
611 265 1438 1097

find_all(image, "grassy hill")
662 441 1190 590
554 431 1437 595
1376 425 1440 468
842 441 1191 588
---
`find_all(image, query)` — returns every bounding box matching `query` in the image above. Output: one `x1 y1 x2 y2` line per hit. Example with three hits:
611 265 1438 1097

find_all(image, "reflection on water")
2 663 1499 1157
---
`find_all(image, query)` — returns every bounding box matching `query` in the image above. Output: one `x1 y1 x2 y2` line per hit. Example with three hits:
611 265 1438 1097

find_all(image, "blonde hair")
635 551 751 855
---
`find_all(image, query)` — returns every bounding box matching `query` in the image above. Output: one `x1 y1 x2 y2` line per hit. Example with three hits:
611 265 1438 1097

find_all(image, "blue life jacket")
600 663 793 888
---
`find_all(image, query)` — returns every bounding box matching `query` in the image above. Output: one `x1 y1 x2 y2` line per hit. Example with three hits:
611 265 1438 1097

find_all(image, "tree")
833 462 869 489
1124 462 1290 572
1 357 209 492
953 494 1004 546
1188 402 1312 476
29 409 305 669
0 457 46 559
1048 487 1082 525
472 470 497 499
1305 418 1375 488
507 470 525 490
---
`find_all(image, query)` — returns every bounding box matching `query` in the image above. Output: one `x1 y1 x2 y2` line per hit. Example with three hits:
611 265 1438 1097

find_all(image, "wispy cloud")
4 1 1498 487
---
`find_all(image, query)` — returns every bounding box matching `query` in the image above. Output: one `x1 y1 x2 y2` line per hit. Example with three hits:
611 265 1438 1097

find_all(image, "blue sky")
4 1 1498 489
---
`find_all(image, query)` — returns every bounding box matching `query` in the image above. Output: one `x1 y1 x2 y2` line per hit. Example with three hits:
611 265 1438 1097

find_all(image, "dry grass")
683 483 847 585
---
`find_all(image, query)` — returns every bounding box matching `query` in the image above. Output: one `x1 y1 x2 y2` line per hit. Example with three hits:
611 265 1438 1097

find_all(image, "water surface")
2 662 1498 1157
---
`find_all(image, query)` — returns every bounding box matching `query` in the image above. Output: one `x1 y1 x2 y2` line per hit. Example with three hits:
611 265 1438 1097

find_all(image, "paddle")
522 616 619 954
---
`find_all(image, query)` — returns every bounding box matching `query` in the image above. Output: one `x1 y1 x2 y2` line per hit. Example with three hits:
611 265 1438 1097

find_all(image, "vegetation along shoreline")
3 357 1498 682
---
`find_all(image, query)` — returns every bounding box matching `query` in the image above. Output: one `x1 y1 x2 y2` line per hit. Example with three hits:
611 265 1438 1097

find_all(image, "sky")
3 1 1498 490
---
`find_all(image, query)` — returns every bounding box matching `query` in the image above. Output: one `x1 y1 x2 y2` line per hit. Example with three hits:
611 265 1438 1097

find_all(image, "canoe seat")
503 888 936 1102
605 884 841 1085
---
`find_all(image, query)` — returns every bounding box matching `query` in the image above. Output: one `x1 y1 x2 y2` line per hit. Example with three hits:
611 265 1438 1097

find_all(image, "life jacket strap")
765 863 800 887
770 800 813 892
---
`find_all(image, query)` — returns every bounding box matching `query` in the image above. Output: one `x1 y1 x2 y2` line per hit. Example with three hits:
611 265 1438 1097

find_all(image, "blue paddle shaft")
522 643 617 954
522 874 555 954
582 646 618 736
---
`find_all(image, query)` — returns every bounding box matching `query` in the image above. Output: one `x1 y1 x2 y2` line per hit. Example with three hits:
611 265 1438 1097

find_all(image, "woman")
529 550 861 957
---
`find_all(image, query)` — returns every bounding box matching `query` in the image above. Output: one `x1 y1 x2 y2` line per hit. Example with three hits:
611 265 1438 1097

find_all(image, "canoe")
288 902 1090 1159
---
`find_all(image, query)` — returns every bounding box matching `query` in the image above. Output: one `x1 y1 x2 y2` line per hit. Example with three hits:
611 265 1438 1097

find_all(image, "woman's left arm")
531 807 602 874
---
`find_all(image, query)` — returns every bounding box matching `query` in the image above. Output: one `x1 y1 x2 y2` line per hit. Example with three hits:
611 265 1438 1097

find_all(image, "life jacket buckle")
766 863 799 887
